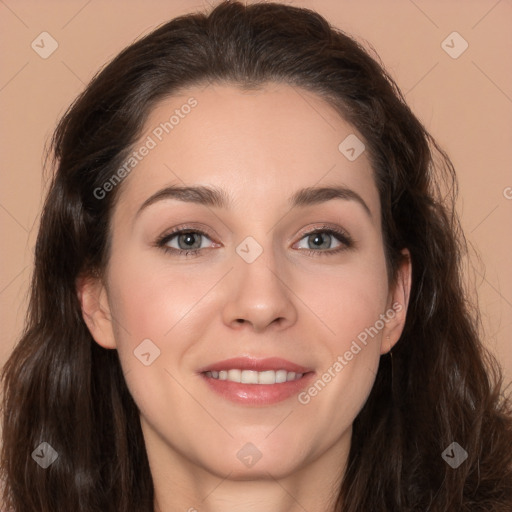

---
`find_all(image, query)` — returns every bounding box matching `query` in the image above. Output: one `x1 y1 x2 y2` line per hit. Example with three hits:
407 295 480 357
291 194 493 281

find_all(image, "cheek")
297 254 390 347
106 250 203 340
293 249 389 410
103 253 198 420
104 248 228 395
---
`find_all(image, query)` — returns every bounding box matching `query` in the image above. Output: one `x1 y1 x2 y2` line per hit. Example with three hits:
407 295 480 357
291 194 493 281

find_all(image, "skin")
78 83 411 512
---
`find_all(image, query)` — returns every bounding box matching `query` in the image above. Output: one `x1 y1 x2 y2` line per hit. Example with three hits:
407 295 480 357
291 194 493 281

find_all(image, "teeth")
204 369 304 384
241 370 259 384
228 369 241 383
275 369 288 383
259 370 278 384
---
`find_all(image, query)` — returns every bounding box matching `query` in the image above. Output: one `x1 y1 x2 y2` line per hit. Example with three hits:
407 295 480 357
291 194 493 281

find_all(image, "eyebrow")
135 184 372 219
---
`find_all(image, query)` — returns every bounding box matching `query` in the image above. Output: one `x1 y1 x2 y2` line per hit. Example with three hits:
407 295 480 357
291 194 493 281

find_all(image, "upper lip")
197 356 313 374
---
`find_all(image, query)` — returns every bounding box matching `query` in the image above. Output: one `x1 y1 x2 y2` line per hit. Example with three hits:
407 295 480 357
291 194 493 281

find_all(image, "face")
79 83 410 482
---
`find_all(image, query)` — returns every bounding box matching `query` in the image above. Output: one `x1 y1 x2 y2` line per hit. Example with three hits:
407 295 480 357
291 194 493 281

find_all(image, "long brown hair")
2 1 511 510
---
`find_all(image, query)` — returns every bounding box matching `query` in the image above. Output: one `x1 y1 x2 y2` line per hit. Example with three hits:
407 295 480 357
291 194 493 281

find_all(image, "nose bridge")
221 231 297 331
236 233 281 288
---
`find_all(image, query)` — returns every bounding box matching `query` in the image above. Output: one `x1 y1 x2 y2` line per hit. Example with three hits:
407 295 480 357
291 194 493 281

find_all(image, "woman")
1 1 511 510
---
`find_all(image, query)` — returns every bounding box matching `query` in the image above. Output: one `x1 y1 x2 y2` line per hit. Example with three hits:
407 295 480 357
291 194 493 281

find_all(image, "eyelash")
154 224 354 258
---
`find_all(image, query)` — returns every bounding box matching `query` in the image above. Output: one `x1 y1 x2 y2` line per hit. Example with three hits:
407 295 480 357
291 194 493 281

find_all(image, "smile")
203 369 304 385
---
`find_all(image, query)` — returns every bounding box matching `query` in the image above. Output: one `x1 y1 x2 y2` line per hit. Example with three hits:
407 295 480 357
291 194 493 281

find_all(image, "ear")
380 249 412 355
76 273 117 349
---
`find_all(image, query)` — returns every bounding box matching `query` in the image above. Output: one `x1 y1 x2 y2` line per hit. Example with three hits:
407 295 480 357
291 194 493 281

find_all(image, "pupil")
182 233 198 248
311 233 329 249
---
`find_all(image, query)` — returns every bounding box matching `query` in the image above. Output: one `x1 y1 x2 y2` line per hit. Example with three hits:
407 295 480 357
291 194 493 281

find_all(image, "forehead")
112 83 380 223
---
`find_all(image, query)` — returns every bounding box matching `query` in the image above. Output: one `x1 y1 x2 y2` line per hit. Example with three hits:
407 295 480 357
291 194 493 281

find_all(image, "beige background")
1 0 511 388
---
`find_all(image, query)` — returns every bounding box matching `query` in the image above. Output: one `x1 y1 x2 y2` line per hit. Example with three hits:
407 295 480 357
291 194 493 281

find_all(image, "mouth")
197 356 315 405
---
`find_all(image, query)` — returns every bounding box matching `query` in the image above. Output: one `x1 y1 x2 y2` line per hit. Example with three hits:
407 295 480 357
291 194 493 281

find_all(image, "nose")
221 247 298 333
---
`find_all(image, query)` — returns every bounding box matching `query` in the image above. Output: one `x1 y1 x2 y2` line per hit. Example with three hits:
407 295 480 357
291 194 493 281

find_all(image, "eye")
294 226 353 256
155 227 217 257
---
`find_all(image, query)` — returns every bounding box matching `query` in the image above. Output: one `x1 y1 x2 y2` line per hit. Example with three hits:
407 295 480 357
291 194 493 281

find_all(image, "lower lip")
200 372 316 406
